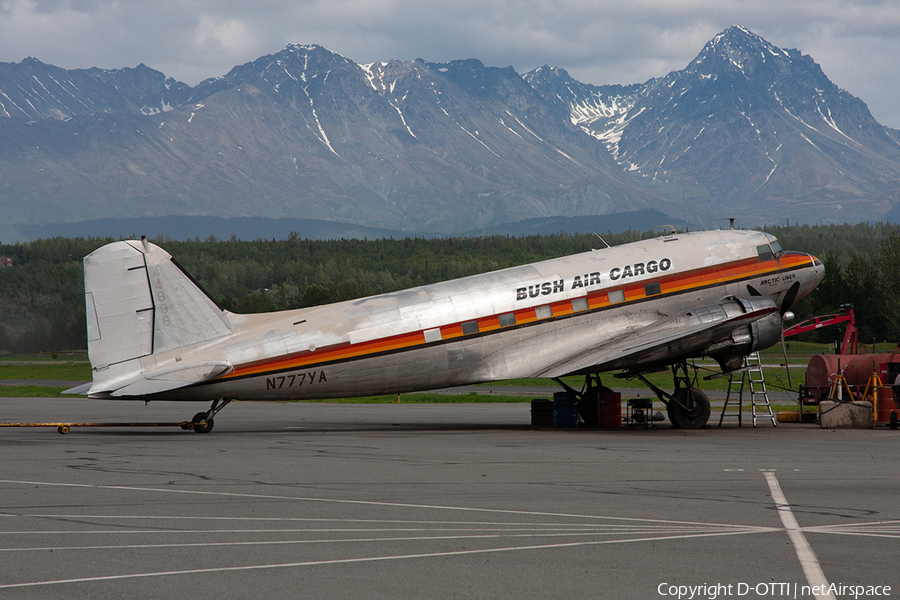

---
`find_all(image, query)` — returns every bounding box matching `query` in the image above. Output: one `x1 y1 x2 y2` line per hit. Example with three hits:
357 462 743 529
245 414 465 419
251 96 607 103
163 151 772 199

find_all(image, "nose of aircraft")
810 254 825 289
782 254 825 314
782 253 825 313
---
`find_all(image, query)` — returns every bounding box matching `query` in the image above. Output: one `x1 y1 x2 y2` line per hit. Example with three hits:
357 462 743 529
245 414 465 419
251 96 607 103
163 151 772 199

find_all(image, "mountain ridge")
527 26 900 225
1 26 898 242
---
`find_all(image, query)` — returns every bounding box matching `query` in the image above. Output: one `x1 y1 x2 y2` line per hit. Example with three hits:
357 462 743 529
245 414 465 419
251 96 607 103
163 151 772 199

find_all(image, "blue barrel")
553 392 579 428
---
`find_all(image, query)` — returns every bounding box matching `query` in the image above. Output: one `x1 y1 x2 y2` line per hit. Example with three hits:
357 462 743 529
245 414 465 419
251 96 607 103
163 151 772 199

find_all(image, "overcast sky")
2 0 899 128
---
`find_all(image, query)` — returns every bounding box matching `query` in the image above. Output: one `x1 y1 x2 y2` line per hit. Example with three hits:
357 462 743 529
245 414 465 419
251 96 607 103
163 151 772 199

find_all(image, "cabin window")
644 282 661 296
535 305 552 319
461 320 479 335
424 328 441 343
608 289 625 304
499 313 516 327
756 244 774 261
572 298 588 312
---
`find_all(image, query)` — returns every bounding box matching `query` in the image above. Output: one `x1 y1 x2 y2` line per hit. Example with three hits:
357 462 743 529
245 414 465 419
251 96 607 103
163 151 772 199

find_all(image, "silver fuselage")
97 229 821 402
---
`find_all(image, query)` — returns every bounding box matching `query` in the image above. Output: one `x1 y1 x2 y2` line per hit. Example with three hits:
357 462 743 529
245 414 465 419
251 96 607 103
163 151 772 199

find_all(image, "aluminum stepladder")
717 351 777 427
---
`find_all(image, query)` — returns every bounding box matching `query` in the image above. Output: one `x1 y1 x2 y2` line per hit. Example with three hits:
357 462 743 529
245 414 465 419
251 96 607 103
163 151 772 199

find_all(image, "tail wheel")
192 412 214 434
188 398 232 434
667 388 710 429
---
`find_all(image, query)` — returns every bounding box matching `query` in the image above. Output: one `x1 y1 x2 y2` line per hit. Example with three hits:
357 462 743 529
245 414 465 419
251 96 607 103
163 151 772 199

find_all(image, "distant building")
0 256 13 268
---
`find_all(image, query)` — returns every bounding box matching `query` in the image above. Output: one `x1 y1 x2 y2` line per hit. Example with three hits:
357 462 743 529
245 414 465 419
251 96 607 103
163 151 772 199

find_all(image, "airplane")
64 228 824 432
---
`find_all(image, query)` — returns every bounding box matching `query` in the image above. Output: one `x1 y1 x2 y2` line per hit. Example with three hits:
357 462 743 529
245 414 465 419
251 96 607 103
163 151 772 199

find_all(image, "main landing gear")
617 361 711 429
552 373 609 427
183 398 233 434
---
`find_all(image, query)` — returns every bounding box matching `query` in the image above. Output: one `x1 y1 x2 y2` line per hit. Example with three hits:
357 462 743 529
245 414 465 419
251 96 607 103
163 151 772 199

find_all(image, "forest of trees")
1 223 898 354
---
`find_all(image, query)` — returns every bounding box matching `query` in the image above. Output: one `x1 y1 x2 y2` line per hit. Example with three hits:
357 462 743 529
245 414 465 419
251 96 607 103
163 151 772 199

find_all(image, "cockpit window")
770 240 783 255
756 244 774 261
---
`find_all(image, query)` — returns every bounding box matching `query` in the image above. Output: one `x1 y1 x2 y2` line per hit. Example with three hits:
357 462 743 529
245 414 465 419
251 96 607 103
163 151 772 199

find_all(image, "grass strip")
0 386 68 397
0 363 92 380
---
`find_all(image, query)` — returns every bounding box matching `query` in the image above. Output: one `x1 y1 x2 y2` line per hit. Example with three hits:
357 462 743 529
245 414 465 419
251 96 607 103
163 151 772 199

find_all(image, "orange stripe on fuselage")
228 331 426 379
221 252 810 380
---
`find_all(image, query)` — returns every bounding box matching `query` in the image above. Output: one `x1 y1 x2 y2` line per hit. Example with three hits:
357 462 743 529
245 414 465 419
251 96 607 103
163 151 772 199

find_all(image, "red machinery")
788 305 899 425
782 304 857 355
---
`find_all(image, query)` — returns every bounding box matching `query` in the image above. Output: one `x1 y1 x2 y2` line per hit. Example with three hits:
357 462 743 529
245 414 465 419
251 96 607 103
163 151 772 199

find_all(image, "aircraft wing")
536 297 780 377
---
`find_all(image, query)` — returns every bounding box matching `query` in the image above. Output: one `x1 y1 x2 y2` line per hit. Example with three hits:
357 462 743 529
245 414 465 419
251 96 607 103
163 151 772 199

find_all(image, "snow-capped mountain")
1 27 899 241
0 58 192 119
527 26 900 223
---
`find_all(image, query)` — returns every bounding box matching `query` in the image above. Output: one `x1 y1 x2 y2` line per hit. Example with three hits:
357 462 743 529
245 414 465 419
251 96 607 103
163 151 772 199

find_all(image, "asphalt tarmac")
0 397 897 599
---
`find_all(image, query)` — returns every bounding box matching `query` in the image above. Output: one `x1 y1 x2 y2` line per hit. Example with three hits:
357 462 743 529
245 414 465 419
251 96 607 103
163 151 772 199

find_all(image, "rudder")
83 238 233 396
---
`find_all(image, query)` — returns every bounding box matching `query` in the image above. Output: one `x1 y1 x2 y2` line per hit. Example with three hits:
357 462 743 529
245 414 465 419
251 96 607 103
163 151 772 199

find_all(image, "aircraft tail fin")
82 238 233 396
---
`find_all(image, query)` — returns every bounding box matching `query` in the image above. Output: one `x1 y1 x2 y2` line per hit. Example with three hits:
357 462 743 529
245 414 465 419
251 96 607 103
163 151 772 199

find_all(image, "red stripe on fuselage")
222 252 811 380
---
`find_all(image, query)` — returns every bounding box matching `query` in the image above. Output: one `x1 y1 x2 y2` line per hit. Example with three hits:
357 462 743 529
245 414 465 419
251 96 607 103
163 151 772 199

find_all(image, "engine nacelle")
706 297 782 372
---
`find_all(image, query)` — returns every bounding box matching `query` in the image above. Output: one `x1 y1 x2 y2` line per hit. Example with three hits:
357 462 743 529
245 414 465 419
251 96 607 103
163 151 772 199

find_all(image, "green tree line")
1 224 898 354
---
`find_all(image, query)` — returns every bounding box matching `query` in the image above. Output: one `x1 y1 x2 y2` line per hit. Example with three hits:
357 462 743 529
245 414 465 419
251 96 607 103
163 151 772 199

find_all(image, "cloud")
193 16 256 60
0 0 899 127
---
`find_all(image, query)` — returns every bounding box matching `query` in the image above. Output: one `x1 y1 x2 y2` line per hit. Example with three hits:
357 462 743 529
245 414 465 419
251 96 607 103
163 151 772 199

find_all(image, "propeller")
781 281 800 316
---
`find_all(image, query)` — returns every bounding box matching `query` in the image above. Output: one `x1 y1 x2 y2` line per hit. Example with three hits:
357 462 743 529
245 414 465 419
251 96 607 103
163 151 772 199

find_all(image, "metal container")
806 353 891 397
804 352 900 422
876 389 897 423
531 398 554 427
598 389 622 428
553 392 579 428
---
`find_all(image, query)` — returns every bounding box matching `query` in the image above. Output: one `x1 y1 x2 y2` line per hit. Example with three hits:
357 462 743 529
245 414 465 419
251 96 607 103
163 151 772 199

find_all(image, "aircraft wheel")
192 412 214 434
667 389 710 429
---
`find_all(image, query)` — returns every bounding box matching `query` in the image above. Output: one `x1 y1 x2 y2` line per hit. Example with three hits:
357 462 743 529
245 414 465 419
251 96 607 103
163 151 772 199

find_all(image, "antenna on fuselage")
593 232 610 249
656 225 677 235
711 218 736 230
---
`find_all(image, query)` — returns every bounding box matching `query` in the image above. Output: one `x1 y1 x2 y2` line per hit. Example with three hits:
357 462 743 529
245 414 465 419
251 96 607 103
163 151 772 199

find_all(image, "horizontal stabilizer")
84 361 233 398
61 382 92 396
110 361 233 397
